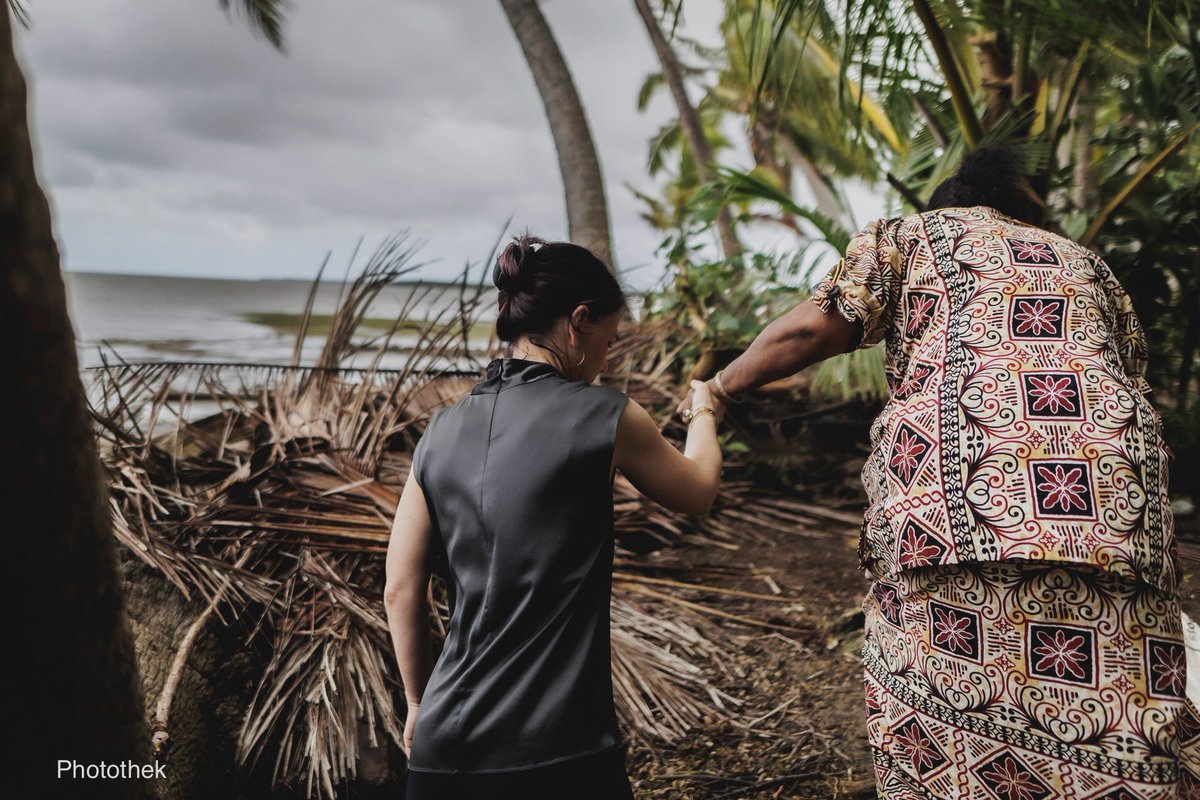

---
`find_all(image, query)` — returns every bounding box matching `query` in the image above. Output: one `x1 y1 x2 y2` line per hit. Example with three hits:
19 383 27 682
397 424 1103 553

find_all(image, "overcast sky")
14 0 883 288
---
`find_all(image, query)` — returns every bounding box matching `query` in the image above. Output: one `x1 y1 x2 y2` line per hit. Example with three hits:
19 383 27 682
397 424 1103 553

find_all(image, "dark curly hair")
927 144 1043 225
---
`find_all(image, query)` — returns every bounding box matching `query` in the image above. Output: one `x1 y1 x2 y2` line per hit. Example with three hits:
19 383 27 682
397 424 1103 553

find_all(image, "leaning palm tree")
498 0 615 269
633 0 743 264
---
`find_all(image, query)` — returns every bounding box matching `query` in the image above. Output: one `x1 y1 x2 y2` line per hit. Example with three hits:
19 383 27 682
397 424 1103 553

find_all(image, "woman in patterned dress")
680 146 1194 798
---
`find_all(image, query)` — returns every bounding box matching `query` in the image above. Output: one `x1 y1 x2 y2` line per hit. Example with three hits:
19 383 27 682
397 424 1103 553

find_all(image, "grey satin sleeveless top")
406 357 628 773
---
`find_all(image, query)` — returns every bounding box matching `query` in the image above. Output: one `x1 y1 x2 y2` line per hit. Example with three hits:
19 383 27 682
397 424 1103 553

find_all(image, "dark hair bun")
491 233 627 343
493 235 546 293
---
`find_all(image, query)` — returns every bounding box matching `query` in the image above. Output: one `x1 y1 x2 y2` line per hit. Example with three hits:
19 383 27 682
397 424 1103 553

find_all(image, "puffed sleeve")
810 217 904 349
1090 252 1153 398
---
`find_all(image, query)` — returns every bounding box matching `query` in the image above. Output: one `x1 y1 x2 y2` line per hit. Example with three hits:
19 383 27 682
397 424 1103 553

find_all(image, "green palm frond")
218 0 288 50
7 0 30 28
637 72 666 111
908 0 982 146
713 165 851 253
811 346 889 402
1082 119 1200 246
729 1 907 179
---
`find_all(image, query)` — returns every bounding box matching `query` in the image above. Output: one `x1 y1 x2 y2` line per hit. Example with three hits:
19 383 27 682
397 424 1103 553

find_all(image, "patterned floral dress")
811 207 1194 798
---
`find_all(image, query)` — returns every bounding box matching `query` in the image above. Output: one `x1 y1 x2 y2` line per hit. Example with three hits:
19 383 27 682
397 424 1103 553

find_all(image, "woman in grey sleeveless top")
384 235 724 799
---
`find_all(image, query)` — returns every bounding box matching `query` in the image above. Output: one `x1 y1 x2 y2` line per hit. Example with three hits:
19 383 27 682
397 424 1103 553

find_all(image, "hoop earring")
571 338 590 371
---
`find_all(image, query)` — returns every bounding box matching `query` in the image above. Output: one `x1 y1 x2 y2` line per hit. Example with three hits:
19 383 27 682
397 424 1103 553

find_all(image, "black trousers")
405 745 635 800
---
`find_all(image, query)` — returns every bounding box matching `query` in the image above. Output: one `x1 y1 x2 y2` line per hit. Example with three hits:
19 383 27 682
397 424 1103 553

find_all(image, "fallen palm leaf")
86 236 832 798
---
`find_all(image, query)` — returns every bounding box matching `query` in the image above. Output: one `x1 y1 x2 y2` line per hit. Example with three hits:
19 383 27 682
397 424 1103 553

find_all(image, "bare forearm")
719 301 855 397
683 415 721 493
385 592 434 706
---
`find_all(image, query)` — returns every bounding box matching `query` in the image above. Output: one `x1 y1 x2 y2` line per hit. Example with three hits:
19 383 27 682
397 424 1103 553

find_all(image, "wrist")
712 370 745 404
686 405 719 427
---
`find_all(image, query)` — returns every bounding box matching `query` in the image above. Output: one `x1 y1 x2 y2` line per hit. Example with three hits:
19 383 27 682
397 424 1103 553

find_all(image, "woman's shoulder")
560 381 628 421
587 381 628 402
414 392 473 442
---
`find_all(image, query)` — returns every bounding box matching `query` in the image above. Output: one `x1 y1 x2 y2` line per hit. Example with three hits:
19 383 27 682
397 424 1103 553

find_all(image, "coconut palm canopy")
86 237 858 798
633 0 1198 435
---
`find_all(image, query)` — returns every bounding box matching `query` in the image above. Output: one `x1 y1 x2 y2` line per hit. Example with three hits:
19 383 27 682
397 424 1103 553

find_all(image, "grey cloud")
17 0 738 283
41 149 96 188
163 185 323 229
60 128 176 171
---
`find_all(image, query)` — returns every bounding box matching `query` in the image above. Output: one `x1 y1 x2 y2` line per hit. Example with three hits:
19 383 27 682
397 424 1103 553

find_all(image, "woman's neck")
508 337 581 381
509 338 556 366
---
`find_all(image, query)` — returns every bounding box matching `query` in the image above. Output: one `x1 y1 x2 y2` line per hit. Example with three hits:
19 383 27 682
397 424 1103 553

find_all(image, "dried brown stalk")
85 238 839 799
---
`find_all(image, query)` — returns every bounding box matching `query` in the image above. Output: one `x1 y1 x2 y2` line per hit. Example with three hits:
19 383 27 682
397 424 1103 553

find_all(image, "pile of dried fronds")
86 237 828 799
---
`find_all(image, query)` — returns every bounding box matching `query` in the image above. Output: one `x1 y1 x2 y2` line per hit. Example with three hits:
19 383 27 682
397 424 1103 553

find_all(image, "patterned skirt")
863 562 1200 799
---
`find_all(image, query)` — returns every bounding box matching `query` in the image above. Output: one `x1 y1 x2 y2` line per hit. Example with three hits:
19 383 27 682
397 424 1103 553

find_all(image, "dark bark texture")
2 8 153 799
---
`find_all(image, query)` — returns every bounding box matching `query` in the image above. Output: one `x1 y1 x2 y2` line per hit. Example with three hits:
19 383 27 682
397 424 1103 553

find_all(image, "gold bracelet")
713 370 744 404
687 406 717 426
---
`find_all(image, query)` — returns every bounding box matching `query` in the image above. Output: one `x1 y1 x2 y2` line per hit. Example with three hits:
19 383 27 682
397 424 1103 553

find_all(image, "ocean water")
65 271 495 371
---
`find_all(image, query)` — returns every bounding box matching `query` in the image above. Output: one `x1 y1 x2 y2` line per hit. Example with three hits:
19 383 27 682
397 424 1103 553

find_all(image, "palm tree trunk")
498 0 615 269
975 31 1013 128
2 9 152 797
775 134 846 222
746 109 789 193
1071 77 1096 211
631 0 742 263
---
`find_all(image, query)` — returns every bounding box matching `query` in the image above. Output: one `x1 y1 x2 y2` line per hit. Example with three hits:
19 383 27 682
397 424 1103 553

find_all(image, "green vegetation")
634 1 1199 418
242 311 494 340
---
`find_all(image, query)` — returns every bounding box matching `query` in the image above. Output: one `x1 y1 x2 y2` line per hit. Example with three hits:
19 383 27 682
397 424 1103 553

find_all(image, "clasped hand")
676 378 724 423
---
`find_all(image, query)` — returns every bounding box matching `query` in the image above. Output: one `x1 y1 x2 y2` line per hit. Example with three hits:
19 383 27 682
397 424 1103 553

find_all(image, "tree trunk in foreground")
498 0 615 269
1 9 152 798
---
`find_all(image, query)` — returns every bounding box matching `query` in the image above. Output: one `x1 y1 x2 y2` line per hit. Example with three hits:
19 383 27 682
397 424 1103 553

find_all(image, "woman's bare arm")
614 381 722 516
383 472 436 754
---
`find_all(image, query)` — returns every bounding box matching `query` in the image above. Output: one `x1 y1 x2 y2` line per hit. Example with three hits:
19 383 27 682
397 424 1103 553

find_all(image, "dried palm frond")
86 237 835 798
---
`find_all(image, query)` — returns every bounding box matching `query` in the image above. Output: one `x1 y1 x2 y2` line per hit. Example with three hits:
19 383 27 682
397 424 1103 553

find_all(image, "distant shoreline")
242 311 494 338
64 269 481 289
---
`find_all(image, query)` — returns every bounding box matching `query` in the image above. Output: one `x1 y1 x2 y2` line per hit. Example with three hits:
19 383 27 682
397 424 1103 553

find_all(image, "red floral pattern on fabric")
811 208 1173 594
863 562 1199 798
977 753 1052 800
1012 298 1065 338
1029 624 1095 684
1025 375 1077 414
